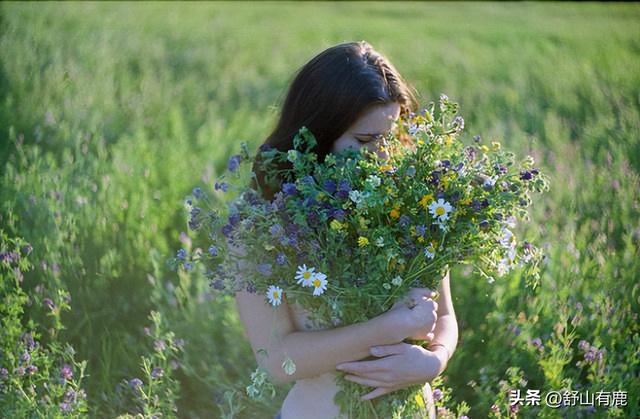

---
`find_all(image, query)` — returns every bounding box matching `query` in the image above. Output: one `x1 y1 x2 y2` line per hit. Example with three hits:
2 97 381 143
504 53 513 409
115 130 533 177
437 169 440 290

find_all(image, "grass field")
1 2 639 417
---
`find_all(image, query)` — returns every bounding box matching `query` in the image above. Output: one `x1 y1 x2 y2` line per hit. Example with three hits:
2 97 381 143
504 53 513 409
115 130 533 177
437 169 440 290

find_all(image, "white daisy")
428 199 454 221
391 276 403 286
374 237 385 247
424 244 436 259
266 285 283 306
310 272 328 296
295 264 316 287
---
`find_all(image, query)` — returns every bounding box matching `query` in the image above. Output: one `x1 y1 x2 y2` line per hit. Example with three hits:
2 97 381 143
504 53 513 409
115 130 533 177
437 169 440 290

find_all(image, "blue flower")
473 134 482 143
282 182 297 196
276 252 287 265
520 170 533 180
176 249 187 260
214 182 229 192
221 224 233 237
323 179 337 194
269 224 284 237
398 215 411 227
227 155 242 172
338 179 351 192
192 187 203 198
208 245 218 256
416 225 426 237
184 262 193 271
228 213 241 226
331 208 346 221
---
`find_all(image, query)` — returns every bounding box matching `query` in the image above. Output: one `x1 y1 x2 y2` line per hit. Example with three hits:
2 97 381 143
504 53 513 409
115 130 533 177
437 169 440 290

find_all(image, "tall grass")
1 2 638 417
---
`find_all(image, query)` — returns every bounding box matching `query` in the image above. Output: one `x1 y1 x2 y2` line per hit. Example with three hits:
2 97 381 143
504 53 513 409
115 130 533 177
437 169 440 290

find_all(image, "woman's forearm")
428 313 458 374
267 313 403 384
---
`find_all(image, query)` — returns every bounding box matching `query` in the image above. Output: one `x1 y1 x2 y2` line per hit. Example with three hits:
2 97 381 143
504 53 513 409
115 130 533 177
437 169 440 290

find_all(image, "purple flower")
323 180 337 194
578 340 590 351
398 215 411 227
0 368 8 380
15 366 25 376
214 182 229 192
43 298 55 310
520 170 533 180
154 340 166 352
129 378 143 390
227 155 242 172
338 179 351 192
276 252 287 266
473 134 481 143
176 249 187 260
228 213 241 226
269 224 284 237
192 187 203 198
416 225 426 237
259 143 272 152
282 182 297 196
210 279 225 290
60 364 73 381
331 208 346 221
59 402 71 413
26 365 38 375
21 351 30 363
432 388 443 401
584 349 596 362
208 245 218 256
256 263 272 277
221 224 233 237
452 116 464 130
151 367 164 379
245 282 257 293
21 332 37 351
183 262 193 271
532 337 543 349
494 164 507 175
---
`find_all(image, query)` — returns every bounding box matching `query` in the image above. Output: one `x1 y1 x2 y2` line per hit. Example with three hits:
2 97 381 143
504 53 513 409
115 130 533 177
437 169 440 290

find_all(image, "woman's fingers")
360 386 396 401
336 358 386 374
344 374 392 388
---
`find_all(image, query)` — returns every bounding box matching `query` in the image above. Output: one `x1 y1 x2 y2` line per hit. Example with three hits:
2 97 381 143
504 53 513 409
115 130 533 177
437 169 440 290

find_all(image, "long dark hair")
251 41 418 200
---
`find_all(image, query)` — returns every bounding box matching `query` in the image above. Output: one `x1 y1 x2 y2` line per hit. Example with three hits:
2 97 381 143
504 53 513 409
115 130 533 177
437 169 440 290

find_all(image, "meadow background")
1 2 639 418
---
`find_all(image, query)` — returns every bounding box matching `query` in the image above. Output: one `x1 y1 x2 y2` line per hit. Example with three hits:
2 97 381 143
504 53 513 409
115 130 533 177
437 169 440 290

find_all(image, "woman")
235 41 458 419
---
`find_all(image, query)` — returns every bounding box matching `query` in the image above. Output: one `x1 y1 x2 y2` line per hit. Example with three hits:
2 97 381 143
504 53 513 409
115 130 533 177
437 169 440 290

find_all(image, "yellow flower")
491 141 501 151
480 145 489 153
417 236 425 243
358 236 369 247
444 135 453 146
379 164 394 173
330 220 343 231
417 139 425 146
415 393 426 408
389 204 401 219
419 194 434 209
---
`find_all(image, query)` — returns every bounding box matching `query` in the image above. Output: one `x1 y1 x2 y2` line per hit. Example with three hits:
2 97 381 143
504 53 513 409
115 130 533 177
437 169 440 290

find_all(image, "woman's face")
331 102 401 161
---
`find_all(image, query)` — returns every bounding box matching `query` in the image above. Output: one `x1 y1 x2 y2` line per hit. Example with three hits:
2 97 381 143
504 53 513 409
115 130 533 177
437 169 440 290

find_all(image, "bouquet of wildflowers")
171 95 548 418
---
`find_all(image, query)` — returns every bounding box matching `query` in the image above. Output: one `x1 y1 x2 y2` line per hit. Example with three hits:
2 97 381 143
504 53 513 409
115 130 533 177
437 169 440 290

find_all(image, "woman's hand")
384 287 439 341
336 343 445 400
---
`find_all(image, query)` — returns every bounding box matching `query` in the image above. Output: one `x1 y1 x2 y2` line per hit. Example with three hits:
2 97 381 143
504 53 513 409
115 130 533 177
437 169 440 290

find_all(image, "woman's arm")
427 269 458 373
336 270 459 400
236 290 434 384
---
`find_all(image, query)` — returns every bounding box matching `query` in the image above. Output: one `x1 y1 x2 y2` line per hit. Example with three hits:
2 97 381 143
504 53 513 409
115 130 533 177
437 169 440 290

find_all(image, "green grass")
1 2 638 417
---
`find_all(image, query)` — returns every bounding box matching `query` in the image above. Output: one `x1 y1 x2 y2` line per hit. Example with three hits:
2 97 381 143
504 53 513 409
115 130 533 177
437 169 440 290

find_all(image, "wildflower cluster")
173 95 548 418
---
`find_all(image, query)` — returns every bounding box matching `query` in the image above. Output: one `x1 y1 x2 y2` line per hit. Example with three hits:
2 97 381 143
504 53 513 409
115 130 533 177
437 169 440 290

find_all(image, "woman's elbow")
258 358 296 385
